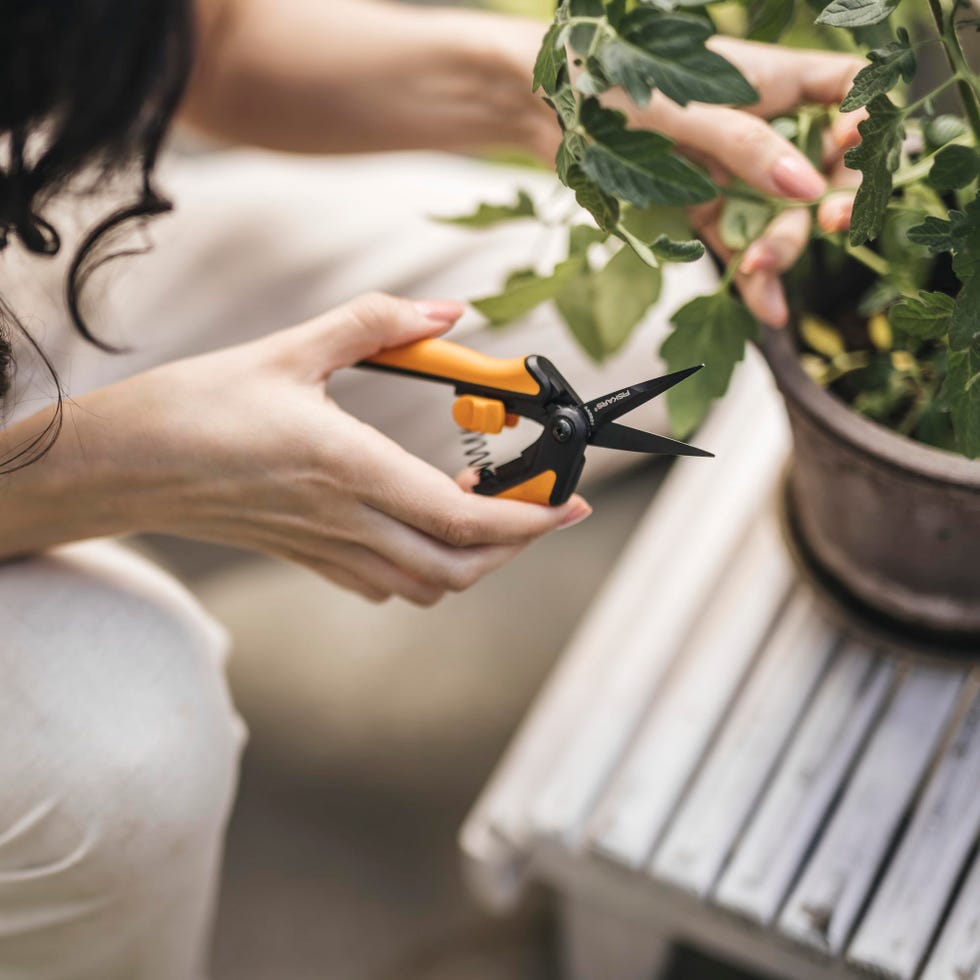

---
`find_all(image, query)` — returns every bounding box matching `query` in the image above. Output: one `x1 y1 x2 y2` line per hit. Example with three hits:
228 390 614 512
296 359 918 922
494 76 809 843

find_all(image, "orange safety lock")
452 395 508 434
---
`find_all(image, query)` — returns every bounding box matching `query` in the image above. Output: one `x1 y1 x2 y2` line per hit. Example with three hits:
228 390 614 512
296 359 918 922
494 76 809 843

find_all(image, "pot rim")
759 325 980 489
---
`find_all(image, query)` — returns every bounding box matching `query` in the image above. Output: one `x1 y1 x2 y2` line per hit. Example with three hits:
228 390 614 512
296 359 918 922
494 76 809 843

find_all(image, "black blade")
584 365 705 427
589 421 714 457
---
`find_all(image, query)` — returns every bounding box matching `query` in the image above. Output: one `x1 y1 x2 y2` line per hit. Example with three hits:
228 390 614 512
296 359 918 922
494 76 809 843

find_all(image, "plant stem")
928 0 980 144
845 243 892 278
892 131 974 188
720 252 743 291
717 185 807 210
946 30 980 142
902 74 961 116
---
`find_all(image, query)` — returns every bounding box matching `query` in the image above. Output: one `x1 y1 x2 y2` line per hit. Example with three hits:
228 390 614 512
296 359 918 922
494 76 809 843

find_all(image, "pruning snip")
360 339 712 506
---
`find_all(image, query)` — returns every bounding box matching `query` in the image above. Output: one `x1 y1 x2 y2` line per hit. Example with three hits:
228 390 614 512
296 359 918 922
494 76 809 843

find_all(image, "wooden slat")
921 847 980 980
526 423 790 847
587 514 793 869
462 356 789 884
848 685 980 980
649 591 837 897
714 642 894 924
779 666 965 955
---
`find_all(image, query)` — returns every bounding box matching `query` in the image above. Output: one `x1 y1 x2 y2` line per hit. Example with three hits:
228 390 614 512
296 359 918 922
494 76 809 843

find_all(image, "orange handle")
366 339 540 396
496 471 557 505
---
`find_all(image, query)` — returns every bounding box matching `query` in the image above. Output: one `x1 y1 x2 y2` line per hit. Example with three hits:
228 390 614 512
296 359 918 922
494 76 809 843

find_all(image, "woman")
0 1 861 975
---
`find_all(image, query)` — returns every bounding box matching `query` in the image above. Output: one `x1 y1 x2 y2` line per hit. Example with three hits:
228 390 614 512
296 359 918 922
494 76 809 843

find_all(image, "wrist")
0 373 186 558
430 7 560 160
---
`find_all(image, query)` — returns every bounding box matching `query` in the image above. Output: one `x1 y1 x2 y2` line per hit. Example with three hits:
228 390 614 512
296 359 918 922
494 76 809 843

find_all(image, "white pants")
0 149 714 978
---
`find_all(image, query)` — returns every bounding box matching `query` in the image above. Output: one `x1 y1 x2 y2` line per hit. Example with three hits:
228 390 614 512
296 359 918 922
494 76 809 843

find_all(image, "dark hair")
0 0 195 472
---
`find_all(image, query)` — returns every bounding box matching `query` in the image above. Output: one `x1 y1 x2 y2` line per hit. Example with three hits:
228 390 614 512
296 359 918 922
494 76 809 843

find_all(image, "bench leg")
560 894 675 980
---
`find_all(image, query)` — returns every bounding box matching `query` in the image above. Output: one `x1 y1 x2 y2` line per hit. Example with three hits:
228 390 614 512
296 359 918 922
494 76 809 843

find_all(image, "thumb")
278 292 464 378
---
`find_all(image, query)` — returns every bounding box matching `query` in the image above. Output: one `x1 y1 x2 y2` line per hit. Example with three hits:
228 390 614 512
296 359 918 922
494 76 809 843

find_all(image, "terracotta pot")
760 325 980 648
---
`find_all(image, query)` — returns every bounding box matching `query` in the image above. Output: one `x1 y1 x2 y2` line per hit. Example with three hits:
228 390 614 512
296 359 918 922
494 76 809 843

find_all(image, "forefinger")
661 101 827 202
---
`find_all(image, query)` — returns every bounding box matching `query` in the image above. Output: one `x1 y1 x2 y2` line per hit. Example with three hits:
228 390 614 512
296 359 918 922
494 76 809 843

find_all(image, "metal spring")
460 428 493 472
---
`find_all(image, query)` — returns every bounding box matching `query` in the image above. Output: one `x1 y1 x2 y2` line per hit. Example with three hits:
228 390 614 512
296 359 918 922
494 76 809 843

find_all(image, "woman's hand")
618 40 865 327
0 294 590 605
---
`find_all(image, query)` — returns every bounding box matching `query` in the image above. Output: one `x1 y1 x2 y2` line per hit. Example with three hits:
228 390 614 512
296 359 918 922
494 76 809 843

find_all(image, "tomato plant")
446 0 980 459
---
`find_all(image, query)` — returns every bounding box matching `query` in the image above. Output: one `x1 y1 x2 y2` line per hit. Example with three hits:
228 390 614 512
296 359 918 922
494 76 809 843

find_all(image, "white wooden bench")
461 350 980 980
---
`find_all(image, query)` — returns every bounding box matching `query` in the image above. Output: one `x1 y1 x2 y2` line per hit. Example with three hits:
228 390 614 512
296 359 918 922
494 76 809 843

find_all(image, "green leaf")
907 215 954 253
614 224 705 268
555 245 663 360
770 116 798 141
845 95 904 245
924 115 969 152
747 0 795 41
950 274 980 351
949 197 980 281
472 258 582 325
797 108 830 169
556 272 605 360
840 29 915 111
619 204 695 242
592 10 757 109
928 144 980 191
614 225 662 268
435 190 536 229
568 224 609 255
533 24 566 96
566 163 621 230
607 0 628 22
549 85 578 132
660 292 758 436
914 394 957 452
880 203 936 291
719 197 774 250
649 233 705 262
556 132 585 183
945 335 980 457
901 181 949 221
579 99 717 207
907 198 980 284
888 290 955 340
575 66 611 97
816 0 901 29
638 0 716 8
858 279 902 316
593 246 663 351
567 0 604 55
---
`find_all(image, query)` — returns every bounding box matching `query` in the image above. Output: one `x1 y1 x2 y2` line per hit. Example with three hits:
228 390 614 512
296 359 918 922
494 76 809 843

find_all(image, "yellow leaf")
800 315 847 359
891 351 918 373
800 354 831 386
868 314 892 351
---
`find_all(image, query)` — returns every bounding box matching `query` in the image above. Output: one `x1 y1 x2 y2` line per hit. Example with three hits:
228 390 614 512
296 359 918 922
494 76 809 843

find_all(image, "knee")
0 543 246 890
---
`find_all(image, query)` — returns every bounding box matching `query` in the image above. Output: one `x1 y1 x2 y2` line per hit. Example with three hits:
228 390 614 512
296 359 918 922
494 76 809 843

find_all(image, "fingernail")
741 242 777 276
415 300 465 325
760 277 789 328
771 154 826 200
558 503 592 530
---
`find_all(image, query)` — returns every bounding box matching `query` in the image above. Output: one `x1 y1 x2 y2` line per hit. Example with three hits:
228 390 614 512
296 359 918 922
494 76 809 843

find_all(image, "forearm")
181 0 557 158
0 384 180 559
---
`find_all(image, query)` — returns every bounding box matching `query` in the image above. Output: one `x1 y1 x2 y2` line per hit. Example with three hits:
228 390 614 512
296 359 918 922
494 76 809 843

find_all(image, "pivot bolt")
551 418 574 443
